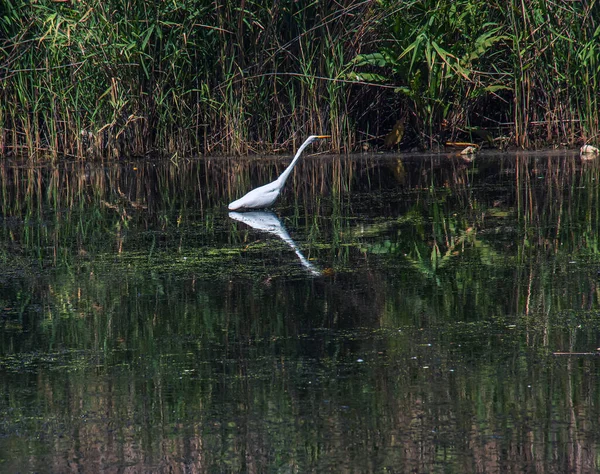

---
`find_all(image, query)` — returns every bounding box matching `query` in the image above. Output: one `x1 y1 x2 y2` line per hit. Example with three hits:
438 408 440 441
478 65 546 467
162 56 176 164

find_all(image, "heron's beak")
315 135 331 139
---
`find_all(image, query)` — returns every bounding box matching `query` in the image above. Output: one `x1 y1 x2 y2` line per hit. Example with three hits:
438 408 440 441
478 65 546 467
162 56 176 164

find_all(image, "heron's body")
228 135 329 211
228 180 283 211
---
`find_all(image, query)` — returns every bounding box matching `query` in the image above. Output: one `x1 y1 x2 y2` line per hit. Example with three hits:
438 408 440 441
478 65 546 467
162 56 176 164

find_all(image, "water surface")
1 151 600 472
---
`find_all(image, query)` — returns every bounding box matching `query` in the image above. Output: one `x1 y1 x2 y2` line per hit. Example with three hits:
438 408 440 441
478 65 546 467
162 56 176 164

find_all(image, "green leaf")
393 86 411 95
431 41 470 79
482 84 511 93
141 26 154 50
352 52 388 68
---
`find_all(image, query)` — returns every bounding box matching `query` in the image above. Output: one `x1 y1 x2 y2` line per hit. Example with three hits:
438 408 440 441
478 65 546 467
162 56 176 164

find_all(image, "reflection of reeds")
2 152 600 324
514 153 600 254
4 279 600 473
511 154 600 325
3 153 600 472
3 152 600 258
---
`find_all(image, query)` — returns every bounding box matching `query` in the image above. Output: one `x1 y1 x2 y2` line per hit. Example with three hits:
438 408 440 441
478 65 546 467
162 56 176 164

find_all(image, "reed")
0 0 598 159
349 0 600 149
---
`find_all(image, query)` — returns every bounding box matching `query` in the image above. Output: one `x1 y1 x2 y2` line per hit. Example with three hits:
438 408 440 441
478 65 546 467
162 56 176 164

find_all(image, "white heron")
228 135 330 211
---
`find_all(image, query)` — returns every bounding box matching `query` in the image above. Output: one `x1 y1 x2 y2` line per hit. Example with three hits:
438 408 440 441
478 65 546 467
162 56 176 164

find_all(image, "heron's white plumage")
228 135 329 211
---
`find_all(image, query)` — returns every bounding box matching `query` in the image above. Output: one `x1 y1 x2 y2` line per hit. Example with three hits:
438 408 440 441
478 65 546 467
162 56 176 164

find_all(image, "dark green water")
2 152 600 472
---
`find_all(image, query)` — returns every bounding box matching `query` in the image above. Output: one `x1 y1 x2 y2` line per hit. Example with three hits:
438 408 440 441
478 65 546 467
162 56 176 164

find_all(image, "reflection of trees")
2 153 600 471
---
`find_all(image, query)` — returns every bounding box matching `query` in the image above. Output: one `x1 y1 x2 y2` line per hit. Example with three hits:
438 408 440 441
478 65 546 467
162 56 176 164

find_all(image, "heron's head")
307 134 330 143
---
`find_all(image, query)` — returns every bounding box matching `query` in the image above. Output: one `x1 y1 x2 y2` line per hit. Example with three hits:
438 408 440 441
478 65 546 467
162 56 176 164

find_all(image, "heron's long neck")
275 140 312 187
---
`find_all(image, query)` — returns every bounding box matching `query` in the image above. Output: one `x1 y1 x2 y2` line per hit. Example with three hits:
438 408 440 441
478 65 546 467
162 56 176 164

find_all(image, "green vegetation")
1 0 598 158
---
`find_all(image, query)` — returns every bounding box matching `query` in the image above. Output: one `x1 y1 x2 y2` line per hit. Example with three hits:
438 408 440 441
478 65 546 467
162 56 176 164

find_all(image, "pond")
1 151 600 472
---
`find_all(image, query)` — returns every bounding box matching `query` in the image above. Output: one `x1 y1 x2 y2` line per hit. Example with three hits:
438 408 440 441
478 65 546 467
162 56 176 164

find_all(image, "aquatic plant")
0 0 598 158
347 0 600 149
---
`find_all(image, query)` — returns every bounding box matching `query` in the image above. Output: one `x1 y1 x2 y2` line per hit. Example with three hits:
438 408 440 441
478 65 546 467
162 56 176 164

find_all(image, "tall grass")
1 0 372 158
0 0 598 158
352 0 600 149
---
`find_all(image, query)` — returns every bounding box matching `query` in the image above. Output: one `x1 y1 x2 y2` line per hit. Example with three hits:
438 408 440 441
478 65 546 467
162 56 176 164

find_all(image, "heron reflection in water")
229 211 320 276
